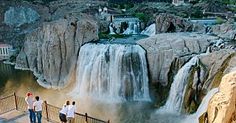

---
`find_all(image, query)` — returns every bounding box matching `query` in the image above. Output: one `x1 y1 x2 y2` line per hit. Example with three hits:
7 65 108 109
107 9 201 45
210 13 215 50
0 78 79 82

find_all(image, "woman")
59 101 70 123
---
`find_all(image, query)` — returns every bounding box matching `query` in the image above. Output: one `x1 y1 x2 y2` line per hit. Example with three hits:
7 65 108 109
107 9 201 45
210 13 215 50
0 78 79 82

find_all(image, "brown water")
0 62 183 123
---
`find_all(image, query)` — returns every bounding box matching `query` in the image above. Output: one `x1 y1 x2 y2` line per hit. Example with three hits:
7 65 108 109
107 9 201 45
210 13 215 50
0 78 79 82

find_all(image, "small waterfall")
141 23 156 36
123 22 139 35
109 23 115 34
182 88 219 123
160 56 199 113
70 43 150 102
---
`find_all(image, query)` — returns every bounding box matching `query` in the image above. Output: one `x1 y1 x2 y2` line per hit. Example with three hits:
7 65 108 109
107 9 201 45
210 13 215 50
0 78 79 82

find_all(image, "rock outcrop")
0 1 50 48
212 23 236 41
137 33 218 86
183 50 236 113
207 71 236 123
15 17 98 89
4 7 40 27
155 13 204 34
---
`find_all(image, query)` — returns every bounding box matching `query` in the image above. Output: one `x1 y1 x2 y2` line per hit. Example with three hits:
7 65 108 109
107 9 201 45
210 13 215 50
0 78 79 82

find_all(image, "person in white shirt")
25 92 36 123
67 101 76 123
33 96 43 123
59 101 70 123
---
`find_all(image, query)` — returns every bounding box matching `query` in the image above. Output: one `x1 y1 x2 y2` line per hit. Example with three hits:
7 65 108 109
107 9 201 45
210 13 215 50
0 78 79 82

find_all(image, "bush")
216 16 225 24
134 12 151 23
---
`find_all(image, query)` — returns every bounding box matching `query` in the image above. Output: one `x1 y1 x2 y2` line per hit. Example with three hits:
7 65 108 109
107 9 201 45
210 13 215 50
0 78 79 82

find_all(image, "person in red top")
25 92 36 123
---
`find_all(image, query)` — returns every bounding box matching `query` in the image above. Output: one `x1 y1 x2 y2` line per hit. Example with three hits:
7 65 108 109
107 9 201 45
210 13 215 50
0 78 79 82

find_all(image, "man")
25 92 36 123
33 96 43 123
67 101 76 123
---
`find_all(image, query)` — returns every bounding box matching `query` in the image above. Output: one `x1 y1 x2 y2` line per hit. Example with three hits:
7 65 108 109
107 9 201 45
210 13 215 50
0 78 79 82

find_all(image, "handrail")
0 93 110 123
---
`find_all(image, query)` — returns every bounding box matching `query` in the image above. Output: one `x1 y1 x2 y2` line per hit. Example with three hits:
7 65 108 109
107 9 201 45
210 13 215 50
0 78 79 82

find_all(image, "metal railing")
0 93 110 123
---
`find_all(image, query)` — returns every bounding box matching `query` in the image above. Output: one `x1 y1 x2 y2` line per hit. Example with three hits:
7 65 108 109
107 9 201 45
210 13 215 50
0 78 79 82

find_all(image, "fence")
0 93 110 123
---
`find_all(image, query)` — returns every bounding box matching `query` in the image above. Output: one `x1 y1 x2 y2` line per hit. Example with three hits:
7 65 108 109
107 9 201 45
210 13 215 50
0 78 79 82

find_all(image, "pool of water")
0 62 184 123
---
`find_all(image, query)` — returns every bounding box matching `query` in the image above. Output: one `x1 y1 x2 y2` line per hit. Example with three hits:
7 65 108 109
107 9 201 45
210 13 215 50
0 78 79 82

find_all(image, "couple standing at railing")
59 100 76 123
25 92 43 123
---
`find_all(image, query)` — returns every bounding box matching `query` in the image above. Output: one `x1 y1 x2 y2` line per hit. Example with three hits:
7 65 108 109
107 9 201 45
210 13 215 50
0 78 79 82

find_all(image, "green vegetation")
134 12 151 24
216 17 225 24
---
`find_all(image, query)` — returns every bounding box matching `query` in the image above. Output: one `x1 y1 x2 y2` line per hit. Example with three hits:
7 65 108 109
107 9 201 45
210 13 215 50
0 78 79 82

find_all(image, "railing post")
13 92 18 110
44 101 49 121
85 113 88 122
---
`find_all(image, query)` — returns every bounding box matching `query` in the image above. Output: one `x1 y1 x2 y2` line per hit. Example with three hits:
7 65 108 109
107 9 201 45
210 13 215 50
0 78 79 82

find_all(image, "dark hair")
35 96 39 101
72 101 75 105
66 101 70 105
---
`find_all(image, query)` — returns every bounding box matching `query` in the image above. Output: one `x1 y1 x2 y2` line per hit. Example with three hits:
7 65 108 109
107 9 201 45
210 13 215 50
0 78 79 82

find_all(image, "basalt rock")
137 32 218 86
207 70 236 123
212 23 236 41
15 17 98 89
183 50 236 113
155 13 204 34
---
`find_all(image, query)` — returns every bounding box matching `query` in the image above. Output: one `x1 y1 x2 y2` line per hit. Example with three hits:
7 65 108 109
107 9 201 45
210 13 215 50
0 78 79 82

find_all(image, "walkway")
0 110 51 123
0 93 109 123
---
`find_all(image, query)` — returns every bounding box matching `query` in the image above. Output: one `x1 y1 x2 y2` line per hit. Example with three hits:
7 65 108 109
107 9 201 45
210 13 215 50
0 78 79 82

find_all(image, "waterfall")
160 56 199 113
70 43 150 102
182 88 219 123
123 22 139 35
109 23 115 34
141 24 156 36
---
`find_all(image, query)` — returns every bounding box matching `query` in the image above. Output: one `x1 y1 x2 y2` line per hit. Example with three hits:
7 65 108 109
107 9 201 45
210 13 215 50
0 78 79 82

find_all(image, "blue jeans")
28 109 36 123
35 111 42 123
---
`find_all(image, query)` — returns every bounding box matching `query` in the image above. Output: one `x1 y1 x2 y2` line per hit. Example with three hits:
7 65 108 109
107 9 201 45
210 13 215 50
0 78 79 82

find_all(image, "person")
67 101 76 123
33 96 43 123
25 92 36 123
59 101 70 123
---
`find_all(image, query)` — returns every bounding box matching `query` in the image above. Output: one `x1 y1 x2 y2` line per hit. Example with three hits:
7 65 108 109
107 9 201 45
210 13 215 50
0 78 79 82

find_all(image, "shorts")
59 113 67 122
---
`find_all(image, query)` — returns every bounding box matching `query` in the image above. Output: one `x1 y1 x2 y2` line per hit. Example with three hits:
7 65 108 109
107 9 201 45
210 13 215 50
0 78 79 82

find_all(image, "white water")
160 56 199 113
141 23 156 36
123 22 139 35
182 88 219 123
109 23 116 34
70 43 150 102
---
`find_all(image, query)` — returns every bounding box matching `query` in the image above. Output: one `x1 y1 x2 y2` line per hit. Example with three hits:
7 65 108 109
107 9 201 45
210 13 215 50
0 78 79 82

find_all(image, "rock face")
207 71 236 123
212 23 236 41
155 13 204 34
183 50 236 113
15 18 98 89
137 33 218 86
4 7 40 27
0 1 50 48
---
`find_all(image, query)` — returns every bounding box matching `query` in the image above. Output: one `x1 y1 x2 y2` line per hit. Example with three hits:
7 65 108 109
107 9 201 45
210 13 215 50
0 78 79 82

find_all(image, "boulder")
207 71 236 123
15 17 98 89
137 32 218 86
155 13 204 34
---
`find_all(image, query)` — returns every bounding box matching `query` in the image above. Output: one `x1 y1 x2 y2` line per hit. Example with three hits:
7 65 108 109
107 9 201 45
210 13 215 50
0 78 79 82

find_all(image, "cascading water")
141 23 156 36
123 22 139 35
109 23 116 34
160 56 199 113
182 88 219 123
70 43 150 102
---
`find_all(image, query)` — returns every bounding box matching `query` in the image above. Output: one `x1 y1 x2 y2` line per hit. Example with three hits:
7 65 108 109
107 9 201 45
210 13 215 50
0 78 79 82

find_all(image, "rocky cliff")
212 23 236 41
15 17 98 89
183 50 236 113
137 33 218 86
207 70 236 123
